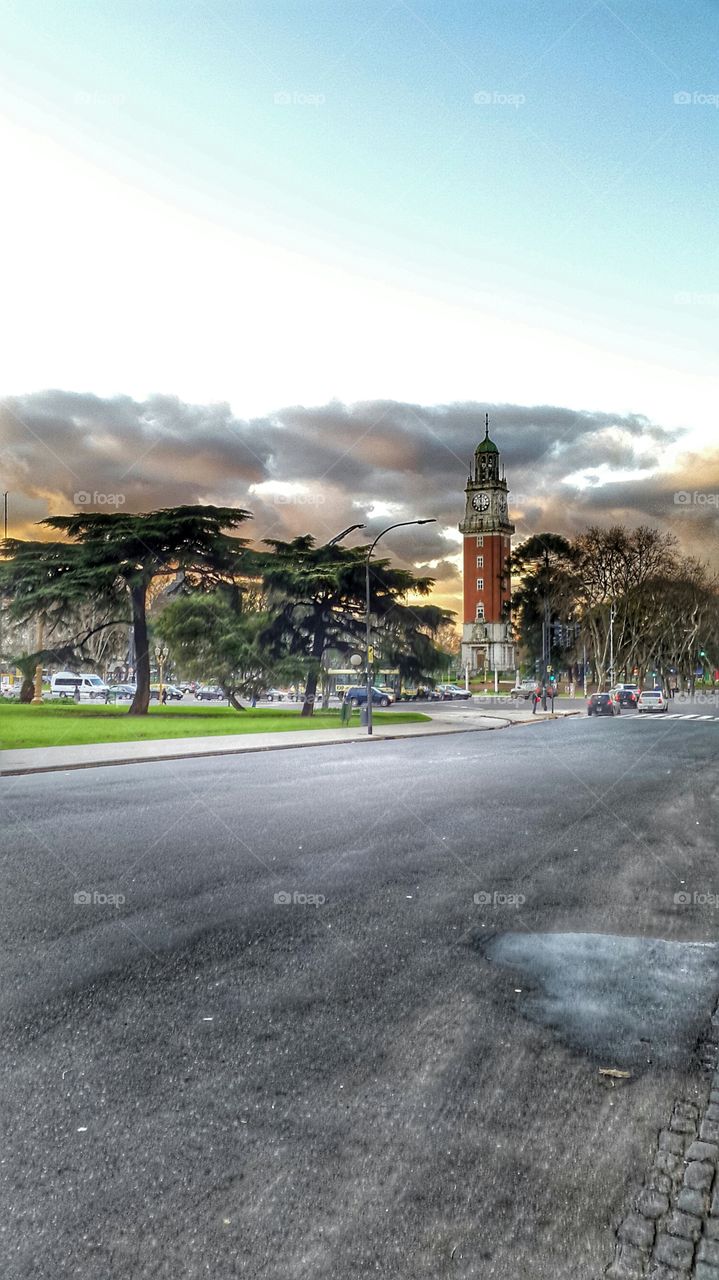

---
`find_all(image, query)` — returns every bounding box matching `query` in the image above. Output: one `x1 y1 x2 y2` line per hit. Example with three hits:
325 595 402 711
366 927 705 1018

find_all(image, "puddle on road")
484 932 719 1069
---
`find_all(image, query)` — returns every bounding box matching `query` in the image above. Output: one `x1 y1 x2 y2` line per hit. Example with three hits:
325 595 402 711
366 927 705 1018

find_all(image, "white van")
50 671 109 701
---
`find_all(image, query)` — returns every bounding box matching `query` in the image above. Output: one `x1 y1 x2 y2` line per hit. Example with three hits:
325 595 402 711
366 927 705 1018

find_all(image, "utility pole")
365 519 435 735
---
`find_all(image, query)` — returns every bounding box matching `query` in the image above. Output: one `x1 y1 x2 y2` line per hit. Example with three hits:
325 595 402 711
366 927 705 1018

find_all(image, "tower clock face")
472 493 490 512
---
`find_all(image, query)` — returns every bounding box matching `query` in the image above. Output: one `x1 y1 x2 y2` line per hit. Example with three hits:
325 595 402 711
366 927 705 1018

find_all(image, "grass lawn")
1 702 430 750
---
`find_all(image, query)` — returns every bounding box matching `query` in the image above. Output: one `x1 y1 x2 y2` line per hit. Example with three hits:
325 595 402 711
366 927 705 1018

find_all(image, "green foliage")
260 535 453 714
155 590 297 705
0 505 253 715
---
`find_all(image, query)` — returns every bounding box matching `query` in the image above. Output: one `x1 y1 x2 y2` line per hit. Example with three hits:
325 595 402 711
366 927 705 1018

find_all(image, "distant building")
458 415 515 673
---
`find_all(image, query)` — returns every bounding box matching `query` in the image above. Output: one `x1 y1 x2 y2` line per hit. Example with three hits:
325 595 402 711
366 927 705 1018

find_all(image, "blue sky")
0 0 716 432
1 0 718 589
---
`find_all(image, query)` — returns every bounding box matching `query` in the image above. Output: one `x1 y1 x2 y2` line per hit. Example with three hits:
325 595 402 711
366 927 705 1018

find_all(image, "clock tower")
459 415 515 673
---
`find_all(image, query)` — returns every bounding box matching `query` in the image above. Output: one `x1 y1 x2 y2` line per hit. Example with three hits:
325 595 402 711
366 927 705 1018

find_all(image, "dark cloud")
2 392 715 611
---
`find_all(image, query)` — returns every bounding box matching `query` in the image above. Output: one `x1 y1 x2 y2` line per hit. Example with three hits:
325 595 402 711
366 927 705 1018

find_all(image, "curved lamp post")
365 519 436 735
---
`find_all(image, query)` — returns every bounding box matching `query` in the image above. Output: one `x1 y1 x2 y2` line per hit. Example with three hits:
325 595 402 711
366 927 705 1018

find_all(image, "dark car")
587 692 620 717
610 685 638 708
106 683 135 701
344 686 392 708
149 685 184 702
195 685 226 702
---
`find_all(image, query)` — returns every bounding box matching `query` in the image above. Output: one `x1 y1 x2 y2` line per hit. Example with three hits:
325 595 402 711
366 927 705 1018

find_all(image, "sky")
0 0 717 612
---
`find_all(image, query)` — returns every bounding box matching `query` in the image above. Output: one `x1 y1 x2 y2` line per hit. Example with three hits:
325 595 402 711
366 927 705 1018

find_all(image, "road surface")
2 712 718 1278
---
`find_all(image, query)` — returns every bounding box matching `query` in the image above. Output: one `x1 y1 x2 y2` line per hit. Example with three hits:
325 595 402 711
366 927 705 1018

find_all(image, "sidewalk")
1 706 580 776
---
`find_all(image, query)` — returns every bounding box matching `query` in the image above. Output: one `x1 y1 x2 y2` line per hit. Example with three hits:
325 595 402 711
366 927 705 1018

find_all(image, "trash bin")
360 705 368 726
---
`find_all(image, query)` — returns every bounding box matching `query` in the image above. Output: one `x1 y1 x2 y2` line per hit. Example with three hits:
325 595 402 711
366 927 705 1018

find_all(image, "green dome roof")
475 434 498 454
475 415 498 453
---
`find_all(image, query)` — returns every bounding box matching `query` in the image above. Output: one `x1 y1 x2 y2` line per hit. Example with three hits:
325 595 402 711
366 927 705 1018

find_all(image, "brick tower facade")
458 415 515 673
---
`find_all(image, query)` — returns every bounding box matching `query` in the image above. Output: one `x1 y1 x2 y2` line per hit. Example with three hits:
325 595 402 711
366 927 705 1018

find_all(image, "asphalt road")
2 712 719 1279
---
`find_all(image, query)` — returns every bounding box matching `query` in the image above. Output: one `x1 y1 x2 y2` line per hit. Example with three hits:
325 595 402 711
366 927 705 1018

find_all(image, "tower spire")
485 412 489 438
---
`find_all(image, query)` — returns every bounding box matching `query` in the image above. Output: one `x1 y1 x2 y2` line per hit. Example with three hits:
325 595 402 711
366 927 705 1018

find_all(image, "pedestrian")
161 687 168 705
569 679 575 699
532 685 540 714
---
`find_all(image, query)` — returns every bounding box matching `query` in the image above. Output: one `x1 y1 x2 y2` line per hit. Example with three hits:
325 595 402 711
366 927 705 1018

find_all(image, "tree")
260 535 453 716
510 534 578 675
0 506 252 715
573 526 678 686
9 643 80 702
154 589 297 709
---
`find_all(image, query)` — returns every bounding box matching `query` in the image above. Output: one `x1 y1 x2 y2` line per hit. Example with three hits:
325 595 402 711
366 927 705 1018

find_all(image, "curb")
1 718 513 777
1 711 583 778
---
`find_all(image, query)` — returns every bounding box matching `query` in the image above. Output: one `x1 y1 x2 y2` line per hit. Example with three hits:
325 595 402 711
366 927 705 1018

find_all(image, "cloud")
2 392 715 619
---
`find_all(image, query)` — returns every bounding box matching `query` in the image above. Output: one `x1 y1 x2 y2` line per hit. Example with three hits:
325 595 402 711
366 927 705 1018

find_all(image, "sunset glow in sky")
1 0 717 608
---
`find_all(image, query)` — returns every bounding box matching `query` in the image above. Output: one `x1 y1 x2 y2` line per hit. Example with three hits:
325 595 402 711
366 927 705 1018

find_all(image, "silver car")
637 689 668 714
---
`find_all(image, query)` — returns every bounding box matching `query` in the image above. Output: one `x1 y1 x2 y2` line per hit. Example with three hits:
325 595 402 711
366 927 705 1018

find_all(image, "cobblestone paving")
606 1012 719 1278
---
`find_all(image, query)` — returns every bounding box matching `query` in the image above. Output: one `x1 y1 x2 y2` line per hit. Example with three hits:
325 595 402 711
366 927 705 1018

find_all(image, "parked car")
195 685 226 702
263 688 286 702
435 683 472 700
343 686 393 707
149 684 183 701
106 684 135 701
637 689 668 714
587 691 621 717
611 685 639 708
50 671 109 701
511 678 539 699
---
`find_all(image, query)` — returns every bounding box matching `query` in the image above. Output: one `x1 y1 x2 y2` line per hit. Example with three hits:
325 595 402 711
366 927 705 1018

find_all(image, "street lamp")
325 523 365 547
155 644 169 702
365 519 436 736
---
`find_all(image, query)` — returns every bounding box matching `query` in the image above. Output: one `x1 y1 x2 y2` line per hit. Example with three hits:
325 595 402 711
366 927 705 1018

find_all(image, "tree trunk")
301 666 318 717
128 583 151 715
19 676 34 703
301 619 325 717
227 691 246 711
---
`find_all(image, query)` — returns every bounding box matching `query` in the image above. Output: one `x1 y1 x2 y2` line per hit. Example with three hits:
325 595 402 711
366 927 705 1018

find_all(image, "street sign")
367 646 374 664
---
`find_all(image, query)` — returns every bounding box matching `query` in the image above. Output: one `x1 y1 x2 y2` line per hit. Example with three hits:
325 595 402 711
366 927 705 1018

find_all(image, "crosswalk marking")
639 713 718 721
